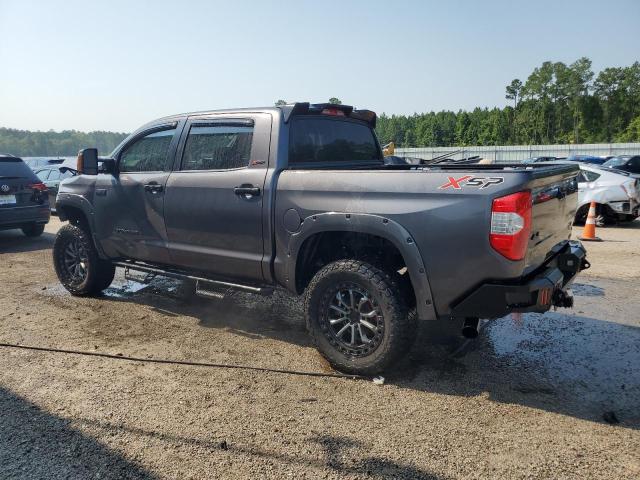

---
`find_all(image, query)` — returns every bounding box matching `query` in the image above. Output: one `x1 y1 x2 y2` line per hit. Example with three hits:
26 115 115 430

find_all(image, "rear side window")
119 128 176 173
289 117 382 165
0 157 38 179
181 124 253 171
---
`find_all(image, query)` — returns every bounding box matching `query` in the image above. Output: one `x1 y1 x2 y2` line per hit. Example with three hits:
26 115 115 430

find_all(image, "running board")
113 261 273 296
195 280 226 300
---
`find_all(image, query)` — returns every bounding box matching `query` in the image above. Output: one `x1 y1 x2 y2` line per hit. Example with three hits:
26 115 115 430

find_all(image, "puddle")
571 283 605 297
488 312 640 412
40 271 183 300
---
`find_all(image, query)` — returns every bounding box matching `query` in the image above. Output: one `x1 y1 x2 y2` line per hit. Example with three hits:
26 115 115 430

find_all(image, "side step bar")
113 261 273 296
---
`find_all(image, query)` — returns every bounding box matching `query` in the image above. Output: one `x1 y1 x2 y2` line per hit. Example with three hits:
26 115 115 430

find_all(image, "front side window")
628 157 640 172
119 128 176 173
181 124 254 171
289 117 382 165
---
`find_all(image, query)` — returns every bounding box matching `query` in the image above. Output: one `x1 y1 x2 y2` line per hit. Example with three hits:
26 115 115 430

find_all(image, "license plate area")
0 195 17 206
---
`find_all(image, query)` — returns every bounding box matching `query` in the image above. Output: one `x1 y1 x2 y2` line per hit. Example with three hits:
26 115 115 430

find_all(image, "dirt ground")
1 217 639 479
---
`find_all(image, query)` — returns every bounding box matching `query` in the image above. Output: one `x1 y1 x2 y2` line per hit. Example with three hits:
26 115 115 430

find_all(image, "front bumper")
609 199 639 216
450 241 588 319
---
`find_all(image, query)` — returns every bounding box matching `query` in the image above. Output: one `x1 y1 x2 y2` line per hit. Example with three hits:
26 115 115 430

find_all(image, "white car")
575 163 640 226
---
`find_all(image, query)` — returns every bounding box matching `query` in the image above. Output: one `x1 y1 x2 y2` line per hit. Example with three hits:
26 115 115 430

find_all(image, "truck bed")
275 162 579 319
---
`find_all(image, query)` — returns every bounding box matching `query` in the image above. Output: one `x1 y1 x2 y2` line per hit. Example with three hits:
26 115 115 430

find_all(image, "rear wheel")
53 224 115 296
21 223 45 237
304 260 414 375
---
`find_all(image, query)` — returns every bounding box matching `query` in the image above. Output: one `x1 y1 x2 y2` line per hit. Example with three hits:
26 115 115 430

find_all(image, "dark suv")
0 154 50 236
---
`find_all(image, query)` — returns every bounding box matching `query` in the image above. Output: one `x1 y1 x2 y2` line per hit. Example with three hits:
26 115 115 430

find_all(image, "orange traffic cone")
578 201 602 242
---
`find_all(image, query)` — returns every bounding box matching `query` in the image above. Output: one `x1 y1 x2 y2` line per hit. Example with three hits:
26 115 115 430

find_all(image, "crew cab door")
93 122 182 263
163 113 271 282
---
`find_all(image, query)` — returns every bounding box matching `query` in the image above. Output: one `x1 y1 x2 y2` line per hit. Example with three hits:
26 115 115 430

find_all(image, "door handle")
234 185 260 197
144 183 163 194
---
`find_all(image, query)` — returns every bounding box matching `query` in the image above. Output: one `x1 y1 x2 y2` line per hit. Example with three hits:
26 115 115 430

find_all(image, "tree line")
376 58 640 147
2 59 638 157
0 128 128 158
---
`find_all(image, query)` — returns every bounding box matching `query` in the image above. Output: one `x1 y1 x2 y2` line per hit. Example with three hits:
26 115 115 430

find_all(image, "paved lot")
1 217 639 479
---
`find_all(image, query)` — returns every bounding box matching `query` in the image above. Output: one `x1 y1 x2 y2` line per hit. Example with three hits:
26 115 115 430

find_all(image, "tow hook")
552 290 574 309
461 317 480 339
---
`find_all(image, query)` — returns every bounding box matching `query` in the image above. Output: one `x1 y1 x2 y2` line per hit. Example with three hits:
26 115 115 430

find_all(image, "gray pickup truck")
53 103 588 374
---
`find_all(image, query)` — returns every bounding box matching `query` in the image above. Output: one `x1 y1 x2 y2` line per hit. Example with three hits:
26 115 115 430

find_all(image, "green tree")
505 79 523 108
328 97 342 105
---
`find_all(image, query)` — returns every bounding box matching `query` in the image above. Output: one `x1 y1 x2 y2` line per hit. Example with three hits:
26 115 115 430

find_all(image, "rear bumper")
450 241 588 319
0 205 50 231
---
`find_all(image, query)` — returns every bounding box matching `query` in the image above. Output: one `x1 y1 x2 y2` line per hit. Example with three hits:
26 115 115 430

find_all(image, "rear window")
0 157 37 179
289 117 382 165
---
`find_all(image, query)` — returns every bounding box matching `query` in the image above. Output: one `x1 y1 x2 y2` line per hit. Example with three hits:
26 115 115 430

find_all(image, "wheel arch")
56 194 107 258
284 212 437 321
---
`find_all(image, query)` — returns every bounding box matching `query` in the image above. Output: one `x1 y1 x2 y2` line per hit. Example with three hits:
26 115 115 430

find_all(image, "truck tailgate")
525 166 579 275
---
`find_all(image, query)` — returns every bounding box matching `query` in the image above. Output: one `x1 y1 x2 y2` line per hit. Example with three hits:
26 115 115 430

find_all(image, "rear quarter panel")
274 169 537 318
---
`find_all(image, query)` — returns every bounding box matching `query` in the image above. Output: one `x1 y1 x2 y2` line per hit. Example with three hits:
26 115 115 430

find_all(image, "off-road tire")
21 223 45 237
304 259 414 375
53 224 115 296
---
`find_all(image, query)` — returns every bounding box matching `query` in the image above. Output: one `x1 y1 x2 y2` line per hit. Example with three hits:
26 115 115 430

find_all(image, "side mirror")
77 148 98 175
101 158 117 175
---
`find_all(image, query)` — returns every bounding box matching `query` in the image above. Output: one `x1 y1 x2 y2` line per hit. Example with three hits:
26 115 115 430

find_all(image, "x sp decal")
438 176 504 190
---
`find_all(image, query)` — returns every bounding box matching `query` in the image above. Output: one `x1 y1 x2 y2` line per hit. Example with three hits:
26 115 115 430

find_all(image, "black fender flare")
285 212 437 321
56 193 107 258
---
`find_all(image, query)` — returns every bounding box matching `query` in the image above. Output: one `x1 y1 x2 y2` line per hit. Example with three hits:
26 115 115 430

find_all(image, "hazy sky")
1 0 638 132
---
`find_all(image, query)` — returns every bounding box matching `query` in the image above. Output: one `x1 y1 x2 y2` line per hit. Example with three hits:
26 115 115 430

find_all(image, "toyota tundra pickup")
53 103 588 374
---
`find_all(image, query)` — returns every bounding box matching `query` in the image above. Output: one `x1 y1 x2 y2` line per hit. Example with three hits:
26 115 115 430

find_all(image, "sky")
1 0 639 132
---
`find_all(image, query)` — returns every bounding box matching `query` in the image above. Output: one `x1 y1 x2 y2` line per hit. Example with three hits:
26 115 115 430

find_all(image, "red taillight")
27 182 48 192
490 191 532 261
321 108 345 116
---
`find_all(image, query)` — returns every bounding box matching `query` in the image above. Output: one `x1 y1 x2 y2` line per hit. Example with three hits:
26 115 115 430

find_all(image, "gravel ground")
1 217 639 479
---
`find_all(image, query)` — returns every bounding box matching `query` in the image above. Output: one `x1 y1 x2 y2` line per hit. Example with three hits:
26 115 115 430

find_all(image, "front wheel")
53 224 115 296
304 260 415 375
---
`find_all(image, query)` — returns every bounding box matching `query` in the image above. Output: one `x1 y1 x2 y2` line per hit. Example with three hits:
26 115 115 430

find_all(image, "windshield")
289 117 382 166
603 157 628 167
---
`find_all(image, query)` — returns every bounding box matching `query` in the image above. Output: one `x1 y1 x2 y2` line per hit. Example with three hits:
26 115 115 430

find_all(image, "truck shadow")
0 228 56 253
0 386 157 479
392 311 640 430
102 275 640 430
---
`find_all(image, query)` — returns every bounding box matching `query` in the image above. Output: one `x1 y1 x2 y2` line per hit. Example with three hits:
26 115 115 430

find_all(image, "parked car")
575 163 640 225
601 155 640 176
0 154 50 236
566 155 607 165
23 157 66 170
522 156 558 163
52 103 588 374
34 166 75 213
